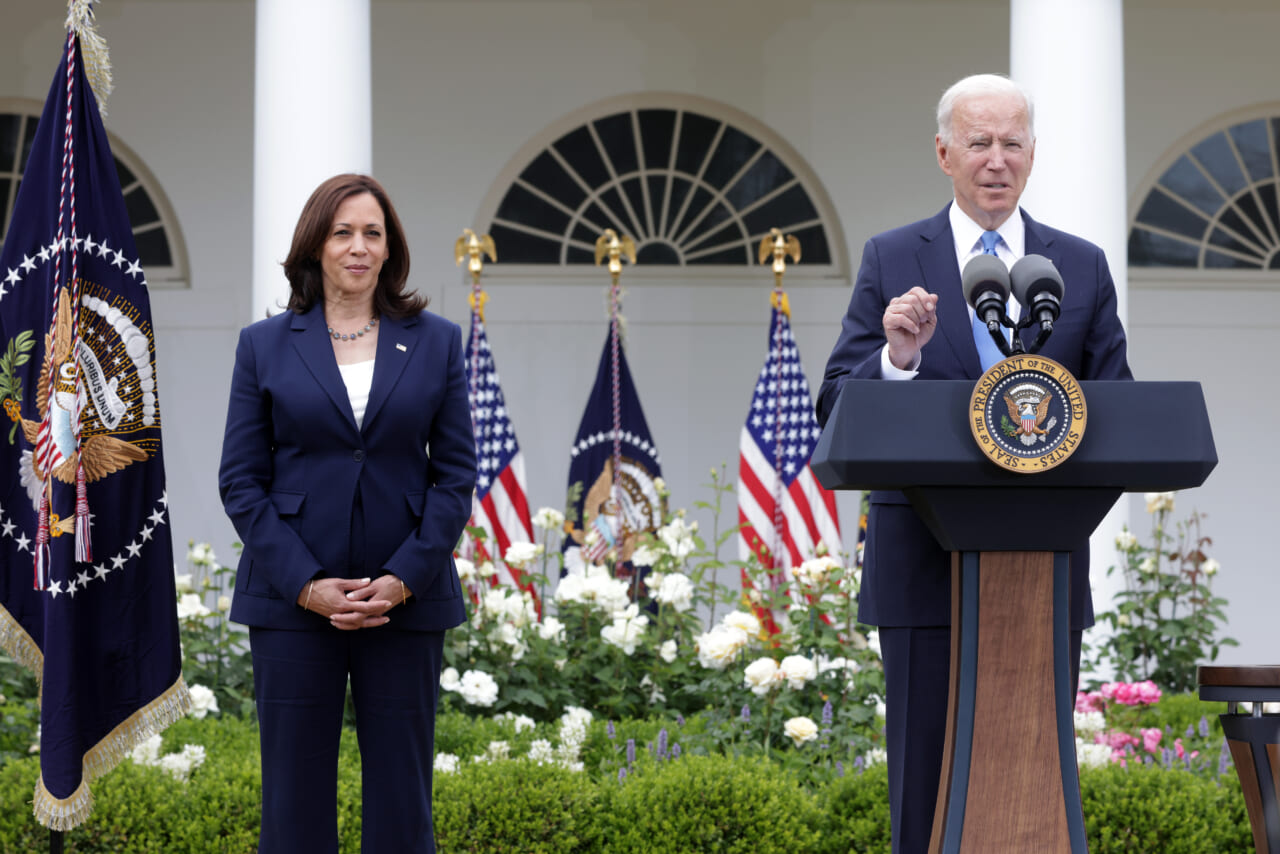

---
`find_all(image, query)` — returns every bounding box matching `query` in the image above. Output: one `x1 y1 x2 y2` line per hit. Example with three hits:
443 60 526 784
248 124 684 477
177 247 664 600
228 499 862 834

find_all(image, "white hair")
936 74 1035 144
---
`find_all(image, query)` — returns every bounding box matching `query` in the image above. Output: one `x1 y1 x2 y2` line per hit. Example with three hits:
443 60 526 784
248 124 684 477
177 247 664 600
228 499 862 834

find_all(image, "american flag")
465 310 538 600
738 300 841 630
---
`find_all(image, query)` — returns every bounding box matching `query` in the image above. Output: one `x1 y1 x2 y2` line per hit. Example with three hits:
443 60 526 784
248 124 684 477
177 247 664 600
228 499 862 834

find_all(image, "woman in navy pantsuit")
219 174 475 853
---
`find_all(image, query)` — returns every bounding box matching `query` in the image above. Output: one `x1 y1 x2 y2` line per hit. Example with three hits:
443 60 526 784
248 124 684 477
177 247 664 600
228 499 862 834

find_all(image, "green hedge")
0 716 1252 852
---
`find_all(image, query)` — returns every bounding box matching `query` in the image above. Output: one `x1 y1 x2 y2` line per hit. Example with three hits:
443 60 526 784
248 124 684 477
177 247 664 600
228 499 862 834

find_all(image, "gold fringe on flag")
66 0 114 115
33 675 192 830
0 606 44 677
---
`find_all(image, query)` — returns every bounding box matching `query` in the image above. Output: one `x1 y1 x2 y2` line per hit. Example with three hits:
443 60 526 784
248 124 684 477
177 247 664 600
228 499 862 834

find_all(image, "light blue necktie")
971 230 1006 370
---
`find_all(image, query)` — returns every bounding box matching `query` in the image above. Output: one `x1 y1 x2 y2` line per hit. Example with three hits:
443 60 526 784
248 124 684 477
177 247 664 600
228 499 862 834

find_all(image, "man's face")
936 92 1035 230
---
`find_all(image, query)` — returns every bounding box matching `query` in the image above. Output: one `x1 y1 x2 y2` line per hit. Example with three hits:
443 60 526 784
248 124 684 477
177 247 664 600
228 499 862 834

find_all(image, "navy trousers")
250 626 445 854
880 626 1082 854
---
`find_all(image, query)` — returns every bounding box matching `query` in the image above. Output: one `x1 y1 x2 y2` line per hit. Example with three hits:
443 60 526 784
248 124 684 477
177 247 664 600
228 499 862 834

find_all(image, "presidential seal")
969 356 1086 473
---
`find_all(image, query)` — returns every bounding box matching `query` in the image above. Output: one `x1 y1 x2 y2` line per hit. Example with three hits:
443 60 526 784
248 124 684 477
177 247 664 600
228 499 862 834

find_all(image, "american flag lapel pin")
396 343 407 352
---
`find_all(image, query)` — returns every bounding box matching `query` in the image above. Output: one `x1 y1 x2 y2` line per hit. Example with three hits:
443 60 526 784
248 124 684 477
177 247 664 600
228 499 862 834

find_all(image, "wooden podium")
812 379 1217 853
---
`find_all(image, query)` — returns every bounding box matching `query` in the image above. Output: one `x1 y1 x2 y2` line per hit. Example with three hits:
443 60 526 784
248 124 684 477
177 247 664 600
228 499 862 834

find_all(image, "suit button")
353 450 365 462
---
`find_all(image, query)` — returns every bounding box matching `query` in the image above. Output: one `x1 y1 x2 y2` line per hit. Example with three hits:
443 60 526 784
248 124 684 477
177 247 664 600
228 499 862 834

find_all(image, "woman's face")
320 192 389 305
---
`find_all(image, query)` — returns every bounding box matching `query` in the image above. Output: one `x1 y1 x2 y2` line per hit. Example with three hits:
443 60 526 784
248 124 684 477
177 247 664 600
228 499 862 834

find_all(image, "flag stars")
126 259 143 278
111 554 127 570
140 525 154 542
49 579 64 598
112 250 126 268
20 255 36 273
149 509 166 526
126 542 142 558
94 564 110 581
77 570 91 589
15 533 30 552
4 268 19 286
1 520 14 537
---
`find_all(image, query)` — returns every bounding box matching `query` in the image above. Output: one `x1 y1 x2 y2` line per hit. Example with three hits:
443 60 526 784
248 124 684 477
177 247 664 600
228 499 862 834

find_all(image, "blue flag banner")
0 22 188 830
563 329 664 568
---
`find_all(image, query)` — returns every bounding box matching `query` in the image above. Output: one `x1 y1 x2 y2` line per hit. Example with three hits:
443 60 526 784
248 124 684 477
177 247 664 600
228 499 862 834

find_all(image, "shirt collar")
948 201 1026 267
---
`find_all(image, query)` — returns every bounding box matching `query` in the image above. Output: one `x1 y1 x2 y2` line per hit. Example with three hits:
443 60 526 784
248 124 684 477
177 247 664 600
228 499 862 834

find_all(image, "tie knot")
980 231 1001 255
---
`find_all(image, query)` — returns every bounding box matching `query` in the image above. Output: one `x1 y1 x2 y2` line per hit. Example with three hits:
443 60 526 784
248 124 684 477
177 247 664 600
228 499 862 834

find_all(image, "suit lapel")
915 208 982 377
290 309 359 433
1019 210 1059 352
363 312 419 434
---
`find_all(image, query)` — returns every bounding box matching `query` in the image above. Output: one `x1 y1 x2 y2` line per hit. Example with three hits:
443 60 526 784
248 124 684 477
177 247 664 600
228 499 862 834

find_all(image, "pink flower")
1075 690 1104 714
1142 728 1162 754
1100 680 1163 707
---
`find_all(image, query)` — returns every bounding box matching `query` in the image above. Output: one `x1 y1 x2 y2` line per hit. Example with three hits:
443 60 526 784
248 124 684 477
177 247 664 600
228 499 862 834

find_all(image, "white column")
1011 0 1128 674
253 0 372 320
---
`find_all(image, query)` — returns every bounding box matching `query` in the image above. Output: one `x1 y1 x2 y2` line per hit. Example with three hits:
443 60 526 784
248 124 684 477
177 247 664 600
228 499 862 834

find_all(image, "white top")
881 201 1025 379
338 359 376 428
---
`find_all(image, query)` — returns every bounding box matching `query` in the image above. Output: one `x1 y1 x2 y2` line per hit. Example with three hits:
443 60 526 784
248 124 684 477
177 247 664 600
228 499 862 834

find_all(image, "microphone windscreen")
1010 254 1064 305
961 254 1011 309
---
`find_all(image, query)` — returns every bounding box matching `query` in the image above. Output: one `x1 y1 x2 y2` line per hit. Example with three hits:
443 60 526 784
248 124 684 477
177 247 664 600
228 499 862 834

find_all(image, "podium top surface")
812 380 1217 492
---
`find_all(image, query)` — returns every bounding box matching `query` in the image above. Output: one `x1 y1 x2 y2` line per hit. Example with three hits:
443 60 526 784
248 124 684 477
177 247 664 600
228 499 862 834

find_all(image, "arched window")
0 99 188 288
475 93 847 279
1130 108 1280 270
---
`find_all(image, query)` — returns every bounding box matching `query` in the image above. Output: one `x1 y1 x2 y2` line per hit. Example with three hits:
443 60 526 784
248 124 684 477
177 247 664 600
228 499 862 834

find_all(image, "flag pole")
455 228 496 426
757 228 801 584
593 229 635 581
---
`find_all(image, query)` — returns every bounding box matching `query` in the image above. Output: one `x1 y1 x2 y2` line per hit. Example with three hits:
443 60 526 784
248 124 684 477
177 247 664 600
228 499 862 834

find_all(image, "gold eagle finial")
758 228 801 277
594 229 636 279
454 228 497 285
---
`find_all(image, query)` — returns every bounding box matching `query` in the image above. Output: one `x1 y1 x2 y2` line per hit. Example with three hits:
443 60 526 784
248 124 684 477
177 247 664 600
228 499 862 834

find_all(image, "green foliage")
434 759 600 853
1088 497 1236 693
819 763 892 854
1082 762 1249 852
178 542 256 719
598 753 826 854
0 329 35 445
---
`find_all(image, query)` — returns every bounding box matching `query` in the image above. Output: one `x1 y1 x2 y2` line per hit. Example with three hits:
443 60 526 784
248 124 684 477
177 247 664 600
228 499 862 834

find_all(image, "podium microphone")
1010 254 1064 353
962 254 1014 357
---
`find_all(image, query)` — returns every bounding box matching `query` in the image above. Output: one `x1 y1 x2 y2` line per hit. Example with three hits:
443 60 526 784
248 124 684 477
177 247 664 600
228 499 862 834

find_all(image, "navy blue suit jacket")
219 306 476 632
816 206 1132 629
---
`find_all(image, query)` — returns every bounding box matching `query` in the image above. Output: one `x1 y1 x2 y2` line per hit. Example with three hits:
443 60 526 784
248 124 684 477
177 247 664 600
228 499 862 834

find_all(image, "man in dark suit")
816 74 1132 854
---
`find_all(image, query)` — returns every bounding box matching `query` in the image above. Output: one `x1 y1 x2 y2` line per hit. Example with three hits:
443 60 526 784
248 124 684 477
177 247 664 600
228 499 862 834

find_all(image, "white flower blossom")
130 733 163 765
784 716 819 747
455 558 477 583
743 657 783 696
1076 738 1111 769
187 542 216 567
531 507 566 532
695 625 749 670
435 752 460 774
601 604 650 655
528 739 555 764
217 595 231 612
156 744 206 782
457 670 500 707
176 593 211 620
484 741 511 761
654 573 695 612
1145 491 1176 514
477 561 497 579
863 747 887 766
640 673 666 705
721 611 761 637
793 556 841 589
538 617 567 644
1201 557 1220 577
497 622 528 661
1138 556 1157 575
658 639 678 663
1114 530 1138 551
779 655 817 690
173 572 194 594
658 518 697 561
504 541 544 569
440 667 461 692
630 545 661 567
866 630 882 658
555 566 630 614
1074 710 1106 738
817 655 861 689
187 684 220 719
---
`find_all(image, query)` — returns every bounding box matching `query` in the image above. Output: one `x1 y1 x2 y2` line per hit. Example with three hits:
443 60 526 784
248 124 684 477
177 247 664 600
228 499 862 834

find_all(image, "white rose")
1114 531 1138 551
696 625 749 670
659 639 678 663
654 573 695 612
1076 738 1111 770
743 657 782 696
601 604 649 655
497 623 528 660
217 595 231 612
458 670 499 707
1073 710 1106 737
173 572 194 594
866 630 882 658
864 746 887 766
187 684 220 720
187 542 216 567
779 655 817 690
1145 491 1176 514
794 556 841 588
130 733 163 765
538 617 566 643
1201 558 1220 577
531 507 566 532
783 716 819 747
477 561 497 579
721 611 761 637
630 545 661 567
440 667 461 692
175 593 211 620
455 558 477 583
435 752 460 774
504 541 544 568
528 739 555 763
658 518 697 560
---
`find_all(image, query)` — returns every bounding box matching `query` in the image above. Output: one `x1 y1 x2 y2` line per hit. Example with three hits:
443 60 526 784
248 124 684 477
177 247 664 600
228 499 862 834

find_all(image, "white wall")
2 0 1277 667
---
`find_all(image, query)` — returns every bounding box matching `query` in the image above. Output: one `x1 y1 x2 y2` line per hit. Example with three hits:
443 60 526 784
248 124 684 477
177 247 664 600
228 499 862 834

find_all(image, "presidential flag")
564 329 664 572
0 13 188 829
737 295 841 631
465 301 539 601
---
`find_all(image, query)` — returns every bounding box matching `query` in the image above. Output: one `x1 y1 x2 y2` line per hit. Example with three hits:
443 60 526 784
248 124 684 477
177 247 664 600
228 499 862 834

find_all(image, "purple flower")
626 738 636 766
853 756 865 775
1218 739 1231 776
836 761 845 778
656 729 669 760
618 767 628 782
675 714 685 727
1184 724 1195 740
822 700 833 728
741 705 751 722
672 743 682 759
1161 747 1173 768
1199 716 1210 739
607 721 616 739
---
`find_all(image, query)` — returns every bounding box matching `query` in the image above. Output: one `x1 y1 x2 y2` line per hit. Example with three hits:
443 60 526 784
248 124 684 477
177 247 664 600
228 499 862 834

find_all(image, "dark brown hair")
282 173 426 317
